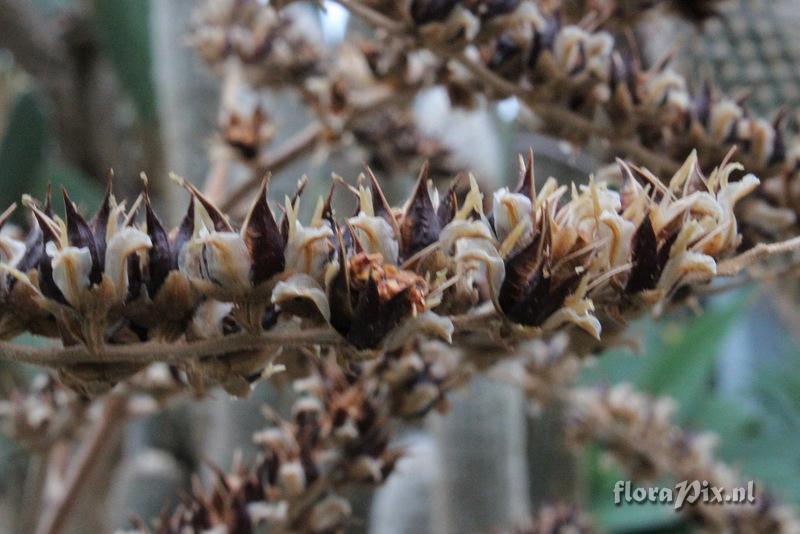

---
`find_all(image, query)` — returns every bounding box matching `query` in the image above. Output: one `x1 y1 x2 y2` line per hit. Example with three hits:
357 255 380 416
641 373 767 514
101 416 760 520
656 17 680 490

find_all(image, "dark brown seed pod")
144 186 173 297
328 227 356 337
28 203 68 305
436 173 464 227
399 163 441 258
244 177 285 286
90 177 113 260
62 188 103 284
498 223 545 315
330 252 428 350
347 275 413 350
173 196 195 263
626 218 678 295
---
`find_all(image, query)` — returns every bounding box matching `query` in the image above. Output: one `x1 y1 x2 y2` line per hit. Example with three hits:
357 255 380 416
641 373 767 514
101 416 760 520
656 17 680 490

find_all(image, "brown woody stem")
0 327 345 367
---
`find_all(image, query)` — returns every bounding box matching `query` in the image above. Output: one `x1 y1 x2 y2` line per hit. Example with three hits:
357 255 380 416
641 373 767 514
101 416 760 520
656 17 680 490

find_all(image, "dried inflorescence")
152 341 463 533
189 1 323 88
566 384 800 533
184 0 800 244
0 152 774 395
0 363 184 453
190 0 457 183
349 108 454 179
336 0 800 239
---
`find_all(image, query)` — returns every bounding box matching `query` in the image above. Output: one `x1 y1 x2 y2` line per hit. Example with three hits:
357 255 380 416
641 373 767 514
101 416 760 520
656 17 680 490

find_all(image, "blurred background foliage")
1 0 800 533
581 292 800 532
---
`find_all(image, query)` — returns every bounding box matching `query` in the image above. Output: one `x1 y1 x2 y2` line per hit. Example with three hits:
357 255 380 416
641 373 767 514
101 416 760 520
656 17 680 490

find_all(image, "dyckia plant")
2 152 790 532
5 1 800 533
0 153 766 383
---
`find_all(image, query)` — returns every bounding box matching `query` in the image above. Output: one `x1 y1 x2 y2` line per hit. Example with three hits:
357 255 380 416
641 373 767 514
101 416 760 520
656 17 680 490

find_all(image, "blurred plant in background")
2 1 800 533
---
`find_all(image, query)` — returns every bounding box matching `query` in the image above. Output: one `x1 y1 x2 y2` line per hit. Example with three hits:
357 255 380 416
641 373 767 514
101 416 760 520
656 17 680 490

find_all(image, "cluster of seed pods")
0 151 758 395
350 0 799 235
190 1 458 182
154 342 462 533
188 0 800 237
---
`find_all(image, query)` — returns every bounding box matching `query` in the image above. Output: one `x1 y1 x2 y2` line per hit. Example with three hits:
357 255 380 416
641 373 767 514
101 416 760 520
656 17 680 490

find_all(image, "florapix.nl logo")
613 480 756 510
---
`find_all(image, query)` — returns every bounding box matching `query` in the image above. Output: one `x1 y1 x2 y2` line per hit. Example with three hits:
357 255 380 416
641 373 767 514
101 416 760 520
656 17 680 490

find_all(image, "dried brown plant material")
349 109 454 178
151 340 464 533
564 0 725 26
221 106 277 161
566 384 800 532
331 0 800 239
189 0 459 190
0 374 84 450
0 152 790 395
190 1 322 87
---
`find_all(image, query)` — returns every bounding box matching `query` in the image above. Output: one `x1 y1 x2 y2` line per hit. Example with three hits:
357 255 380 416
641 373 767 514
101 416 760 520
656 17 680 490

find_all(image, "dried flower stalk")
0 153 783 396
331 0 800 238
189 0 457 211
145 341 465 533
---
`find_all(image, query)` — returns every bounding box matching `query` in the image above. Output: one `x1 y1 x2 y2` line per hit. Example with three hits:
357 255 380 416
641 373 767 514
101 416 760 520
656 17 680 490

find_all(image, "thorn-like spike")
367 167 399 235
437 173 465 227
173 196 195 264
25 201 60 246
171 172 233 232
515 149 536 202
43 184 53 217
62 187 103 283
401 162 440 258
90 171 114 260
279 175 309 243
142 177 172 295
244 175 284 285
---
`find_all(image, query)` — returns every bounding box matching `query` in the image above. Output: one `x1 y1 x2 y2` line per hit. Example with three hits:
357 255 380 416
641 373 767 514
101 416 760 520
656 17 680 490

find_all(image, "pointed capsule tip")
61 187 77 215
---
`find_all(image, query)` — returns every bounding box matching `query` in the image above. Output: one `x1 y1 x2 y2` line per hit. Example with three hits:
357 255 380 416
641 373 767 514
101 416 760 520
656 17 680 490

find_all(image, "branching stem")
335 0 687 175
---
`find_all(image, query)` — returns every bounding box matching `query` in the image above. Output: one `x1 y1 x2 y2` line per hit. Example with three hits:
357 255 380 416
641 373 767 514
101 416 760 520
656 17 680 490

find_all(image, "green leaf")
583 294 748 423
0 92 49 215
635 295 747 419
93 0 157 121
